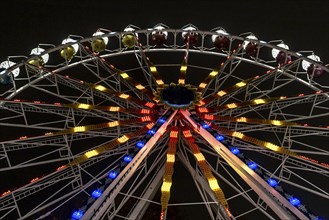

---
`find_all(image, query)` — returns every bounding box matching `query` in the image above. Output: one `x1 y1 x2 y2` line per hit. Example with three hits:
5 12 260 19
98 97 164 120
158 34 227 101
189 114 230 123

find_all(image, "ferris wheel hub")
155 84 201 109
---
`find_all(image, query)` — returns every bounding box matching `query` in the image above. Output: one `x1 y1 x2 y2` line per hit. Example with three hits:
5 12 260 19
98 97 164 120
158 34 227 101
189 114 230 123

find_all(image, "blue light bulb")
108 171 117 179
230 147 240 155
136 141 145 148
215 135 225 141
247 161 258 170
148 129 156 135
202 123 210 129
289 197 301 206
91 189 102 198
158 118 166 124
72 210 84 219
123 155 132 163
267 178 278 187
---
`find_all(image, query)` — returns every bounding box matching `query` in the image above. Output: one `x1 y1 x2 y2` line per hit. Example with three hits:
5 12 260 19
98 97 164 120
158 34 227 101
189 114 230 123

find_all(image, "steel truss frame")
0 27 328 220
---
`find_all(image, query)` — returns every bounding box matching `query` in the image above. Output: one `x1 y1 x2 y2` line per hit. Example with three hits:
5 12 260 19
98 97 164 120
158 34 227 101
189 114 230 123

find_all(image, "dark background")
0 0 328 63
0 0 328 219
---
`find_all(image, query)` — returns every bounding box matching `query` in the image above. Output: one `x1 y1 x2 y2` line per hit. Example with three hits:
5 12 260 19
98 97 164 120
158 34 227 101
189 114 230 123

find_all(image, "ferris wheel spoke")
84 81 148 107
207 154 280 218
66 75 146 107
182 110 319 219
81 44 155 101
217 144 326 218
62 102 154 114
0 125 145 172
177 141 234 220
66 46 121 93
0 144 132 219
279 167 329 197
204 152 278 219
177 35 190 85
205 60 299 107
79 110 176 219
30 72 137 110
226 142 329 200
215 121 329 139
64 125 149 168
77 44 123 91
0 125 142 149
133 49 159 94
0 100 146 139
82 43 153 99
0 99 127 122
181 128 230 214
202 77 256 105
44 116 151 137
159 128 178 220
42 69 146 108
212 125 298 156
100 143 168 219
203 114 329 139
205 91 329 117
5 116 151 142
135 36 165 88
116 70 154 99
226 138 329 177
197 44 243 96
201 114 311 127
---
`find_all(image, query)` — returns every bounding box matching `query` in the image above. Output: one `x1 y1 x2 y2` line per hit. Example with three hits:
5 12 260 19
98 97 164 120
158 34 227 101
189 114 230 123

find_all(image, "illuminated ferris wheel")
0 24 328 220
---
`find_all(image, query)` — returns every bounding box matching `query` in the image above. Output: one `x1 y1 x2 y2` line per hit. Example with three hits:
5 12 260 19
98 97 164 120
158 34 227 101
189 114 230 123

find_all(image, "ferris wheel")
0 24 328 220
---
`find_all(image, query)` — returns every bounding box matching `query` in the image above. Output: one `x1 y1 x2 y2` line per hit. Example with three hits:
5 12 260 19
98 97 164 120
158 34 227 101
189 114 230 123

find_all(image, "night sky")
0 0 328 63
0 0 328 219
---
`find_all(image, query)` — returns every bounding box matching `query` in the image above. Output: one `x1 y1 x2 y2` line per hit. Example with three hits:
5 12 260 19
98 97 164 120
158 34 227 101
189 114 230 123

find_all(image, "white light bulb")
0 61 20 78
243 35 258 49
271 43 289 59
61 38 79 53
182 26 196 38
152 25 168 37
30 47 49 63
123 27 138 37
302 54 320 71
93 31 109 45
211 29 228 42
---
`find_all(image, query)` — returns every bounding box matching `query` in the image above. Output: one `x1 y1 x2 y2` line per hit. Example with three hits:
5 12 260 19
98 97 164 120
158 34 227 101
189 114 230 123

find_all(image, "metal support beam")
127 165 165 220
177 150 231 220
180 110 308 220
82 110 177 219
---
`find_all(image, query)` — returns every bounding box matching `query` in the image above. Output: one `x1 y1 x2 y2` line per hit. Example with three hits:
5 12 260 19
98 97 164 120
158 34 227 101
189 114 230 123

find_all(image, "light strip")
212 125 298 156
183 130 229 209
206 96 287 112
118 71 154 98
160 128 178 214
205 114 302 127
46 117 151 137
197 45 243 92
65 126 149 167
178 36 189 85
134 36 165 88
